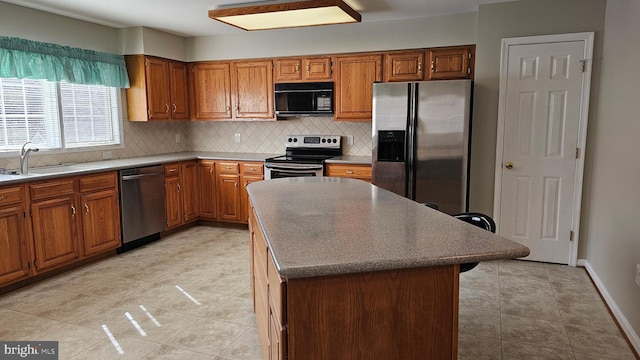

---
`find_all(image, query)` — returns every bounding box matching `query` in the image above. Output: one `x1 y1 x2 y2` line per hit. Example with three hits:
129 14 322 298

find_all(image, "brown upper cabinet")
426 46 474 81
232 60 275 120
334 54 382 121
191 60 275 121
384 51 425 82
189 62 233 120
274 56 333 82
125 55 189 121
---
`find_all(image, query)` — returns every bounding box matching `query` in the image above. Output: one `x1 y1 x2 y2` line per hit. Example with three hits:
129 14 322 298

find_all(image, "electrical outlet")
635 263 640 287
234 133 241 143
347 135 354 145
175 133 181 143
102 151 112 160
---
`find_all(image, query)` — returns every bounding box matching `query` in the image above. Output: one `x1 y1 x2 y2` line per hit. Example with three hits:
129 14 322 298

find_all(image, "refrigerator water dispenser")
377 130 405 162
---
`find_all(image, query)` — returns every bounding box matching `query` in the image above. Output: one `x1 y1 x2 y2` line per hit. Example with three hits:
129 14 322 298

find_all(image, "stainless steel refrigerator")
372 79 472 215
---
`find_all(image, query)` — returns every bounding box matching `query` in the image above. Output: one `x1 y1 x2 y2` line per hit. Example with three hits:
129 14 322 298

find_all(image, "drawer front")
267 252 286 324
0 186 23 206
30 179 75 201
79 172 117 193
241 162 264 175
164 163 181 177
326 164 372 178
219 161 240 174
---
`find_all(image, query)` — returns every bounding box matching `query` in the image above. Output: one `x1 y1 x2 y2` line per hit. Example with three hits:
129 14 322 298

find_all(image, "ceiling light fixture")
208 0 361 31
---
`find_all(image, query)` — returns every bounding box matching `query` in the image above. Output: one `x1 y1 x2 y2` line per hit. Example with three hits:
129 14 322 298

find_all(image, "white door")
494 33 594 265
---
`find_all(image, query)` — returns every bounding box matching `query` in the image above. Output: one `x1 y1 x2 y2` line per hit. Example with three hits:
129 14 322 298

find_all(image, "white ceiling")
2 0 513 37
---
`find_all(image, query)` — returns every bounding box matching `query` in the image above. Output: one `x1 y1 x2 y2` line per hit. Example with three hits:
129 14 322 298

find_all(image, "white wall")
585 0 640 349
186 12 477 61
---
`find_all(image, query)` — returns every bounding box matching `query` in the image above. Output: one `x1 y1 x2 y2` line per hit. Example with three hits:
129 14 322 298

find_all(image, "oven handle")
265 164 324 171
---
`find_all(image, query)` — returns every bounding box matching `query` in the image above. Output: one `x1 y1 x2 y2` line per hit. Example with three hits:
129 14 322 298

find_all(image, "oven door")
265 163 323 180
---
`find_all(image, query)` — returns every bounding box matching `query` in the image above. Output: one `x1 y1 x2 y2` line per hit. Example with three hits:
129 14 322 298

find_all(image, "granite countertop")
0 151 280 185
247 177 530 279
325 155 372 165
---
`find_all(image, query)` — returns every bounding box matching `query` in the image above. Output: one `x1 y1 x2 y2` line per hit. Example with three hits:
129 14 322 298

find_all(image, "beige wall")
0 1 119 53
186 12 477 61
585 0 640 347
472 0 606 243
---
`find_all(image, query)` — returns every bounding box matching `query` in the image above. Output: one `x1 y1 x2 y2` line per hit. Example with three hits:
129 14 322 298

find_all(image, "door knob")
505 162 514 170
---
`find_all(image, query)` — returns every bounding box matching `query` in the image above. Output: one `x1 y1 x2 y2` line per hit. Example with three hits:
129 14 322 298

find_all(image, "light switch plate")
175 133 181 143
234 133 241 143
347 135 354 145
102 151 112 160
635 263 640 287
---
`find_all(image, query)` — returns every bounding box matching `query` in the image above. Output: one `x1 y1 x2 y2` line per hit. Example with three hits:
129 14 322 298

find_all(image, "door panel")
497 39 589 264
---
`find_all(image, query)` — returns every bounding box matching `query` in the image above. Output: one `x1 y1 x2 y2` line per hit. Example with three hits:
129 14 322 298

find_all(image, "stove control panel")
286 135 341 149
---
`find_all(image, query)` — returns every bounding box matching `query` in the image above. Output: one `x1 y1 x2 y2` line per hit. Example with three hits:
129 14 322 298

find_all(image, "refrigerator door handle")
406 82 418 200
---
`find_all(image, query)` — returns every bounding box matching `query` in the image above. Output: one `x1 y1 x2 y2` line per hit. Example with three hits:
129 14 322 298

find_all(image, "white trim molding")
584 260 640 355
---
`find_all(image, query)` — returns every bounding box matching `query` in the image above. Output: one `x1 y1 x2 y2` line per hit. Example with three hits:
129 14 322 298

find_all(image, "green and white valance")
0 36 129 88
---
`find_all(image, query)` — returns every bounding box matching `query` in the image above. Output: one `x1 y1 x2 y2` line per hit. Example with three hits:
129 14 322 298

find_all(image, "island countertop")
247 177 530 279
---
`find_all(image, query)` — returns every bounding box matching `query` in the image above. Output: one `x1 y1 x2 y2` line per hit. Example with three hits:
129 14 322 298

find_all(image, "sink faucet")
20 141 39 174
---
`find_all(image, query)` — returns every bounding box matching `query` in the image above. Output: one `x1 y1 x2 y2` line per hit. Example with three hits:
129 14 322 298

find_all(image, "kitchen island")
247 177 529 360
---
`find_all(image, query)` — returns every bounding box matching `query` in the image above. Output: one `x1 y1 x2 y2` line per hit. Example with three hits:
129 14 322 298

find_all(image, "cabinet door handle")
417 62 422 73
249 167 257 171
234 182 238 189
71 205 76 217
295 64 299 73
0 195 4 202
85 204 89 214
346 170 355 174
431 61 435 73
306 63 310 74
165 104 169 112
173 104 177 113
210 169 214 175
177 184 181 192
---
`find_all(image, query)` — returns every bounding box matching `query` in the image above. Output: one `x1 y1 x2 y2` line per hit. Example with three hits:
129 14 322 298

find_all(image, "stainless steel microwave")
274 82 333 117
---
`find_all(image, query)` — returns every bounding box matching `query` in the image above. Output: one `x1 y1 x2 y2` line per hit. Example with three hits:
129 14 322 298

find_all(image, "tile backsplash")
189 117 372 156
0 116 372 170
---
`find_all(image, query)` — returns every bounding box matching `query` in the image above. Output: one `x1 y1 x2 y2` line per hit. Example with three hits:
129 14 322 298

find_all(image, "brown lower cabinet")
212 160 264 224
165 161 200 229
0 172 121 288
249 201 459 360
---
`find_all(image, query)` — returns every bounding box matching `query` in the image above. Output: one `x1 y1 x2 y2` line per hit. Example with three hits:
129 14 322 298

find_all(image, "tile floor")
0 226 636 360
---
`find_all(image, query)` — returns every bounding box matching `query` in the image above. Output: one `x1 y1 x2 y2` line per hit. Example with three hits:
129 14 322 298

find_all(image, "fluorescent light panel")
209 0 361 31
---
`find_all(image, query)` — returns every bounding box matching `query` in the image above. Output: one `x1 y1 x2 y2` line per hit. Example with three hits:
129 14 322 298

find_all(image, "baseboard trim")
583 260 640 357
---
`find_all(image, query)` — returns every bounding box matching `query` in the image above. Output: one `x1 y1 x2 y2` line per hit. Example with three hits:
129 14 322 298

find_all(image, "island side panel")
287 265 460 360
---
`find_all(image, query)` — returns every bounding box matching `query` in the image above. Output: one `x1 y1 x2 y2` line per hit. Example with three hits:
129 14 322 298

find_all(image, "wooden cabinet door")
240 175 262 224
269 312 286 360
0 205 31 286
191 62 233 120
217 174 241 222
304 57 333 81
384 51 425 82
198 161 217 219
427 47 473 80
169 61 189 120
81 189 120 256
31 195 80 272
181 161 200 223
165 176 183 229
275 58 302 82
145 57 171 120
334 54 382 121
232 60 275 120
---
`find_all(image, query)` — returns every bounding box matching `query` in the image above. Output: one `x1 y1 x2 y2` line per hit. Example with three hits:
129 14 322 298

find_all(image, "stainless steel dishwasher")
119 165 166 248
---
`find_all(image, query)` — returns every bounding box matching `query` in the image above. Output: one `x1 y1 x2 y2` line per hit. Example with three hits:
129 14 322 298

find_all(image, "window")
0 77 121 152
